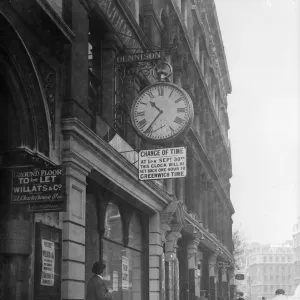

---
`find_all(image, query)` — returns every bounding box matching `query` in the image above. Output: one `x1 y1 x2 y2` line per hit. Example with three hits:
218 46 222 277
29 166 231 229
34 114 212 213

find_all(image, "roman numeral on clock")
174 97 183 103
174 116 185 125
158 86 164 96
144 126 153 136
177 107 186 113
147 91 154 99
136 111 145 117
138 119 147 128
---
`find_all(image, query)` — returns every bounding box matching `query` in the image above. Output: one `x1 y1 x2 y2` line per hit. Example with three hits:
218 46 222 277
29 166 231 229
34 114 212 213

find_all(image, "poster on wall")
40 239 55 286
121 256 129 290
34 223 61 300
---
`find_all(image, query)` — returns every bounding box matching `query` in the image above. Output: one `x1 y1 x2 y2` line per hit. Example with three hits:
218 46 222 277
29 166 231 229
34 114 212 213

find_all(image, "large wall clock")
131 82 194 143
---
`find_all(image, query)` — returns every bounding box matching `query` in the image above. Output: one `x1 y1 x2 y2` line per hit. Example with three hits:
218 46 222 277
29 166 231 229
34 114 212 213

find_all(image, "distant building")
293 219 300 286
245 242 294 300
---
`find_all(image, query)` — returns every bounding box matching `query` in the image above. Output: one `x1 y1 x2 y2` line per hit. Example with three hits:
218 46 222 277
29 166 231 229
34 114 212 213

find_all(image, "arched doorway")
0 14 51 300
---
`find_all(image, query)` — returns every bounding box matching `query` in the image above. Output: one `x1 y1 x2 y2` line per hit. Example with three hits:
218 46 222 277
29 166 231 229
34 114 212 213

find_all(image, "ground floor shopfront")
0 117 236 300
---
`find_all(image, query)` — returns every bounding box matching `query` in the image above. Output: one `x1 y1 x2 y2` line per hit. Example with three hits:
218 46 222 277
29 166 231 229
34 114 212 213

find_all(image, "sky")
214 0 300 244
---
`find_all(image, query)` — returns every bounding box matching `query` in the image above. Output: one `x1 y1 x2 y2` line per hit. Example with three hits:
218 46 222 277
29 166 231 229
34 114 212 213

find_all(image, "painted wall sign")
138 147 187 180
0 220 32 255
41 239 55 286
92 0 141 51
11 166 66 205
116 51 161 64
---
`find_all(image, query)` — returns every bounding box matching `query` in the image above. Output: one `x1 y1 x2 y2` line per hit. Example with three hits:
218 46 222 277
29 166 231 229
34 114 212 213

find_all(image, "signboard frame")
138 147 187 181
235 274 245 280
115 51 161 64
10 166 66 212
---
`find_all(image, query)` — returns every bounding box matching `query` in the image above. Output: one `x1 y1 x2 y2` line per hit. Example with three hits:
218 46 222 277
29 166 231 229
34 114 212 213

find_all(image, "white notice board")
138 147 187 181
40 239 55 286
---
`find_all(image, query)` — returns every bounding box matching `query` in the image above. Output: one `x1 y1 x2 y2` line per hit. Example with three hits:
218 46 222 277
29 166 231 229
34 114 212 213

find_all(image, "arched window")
104 202 123 243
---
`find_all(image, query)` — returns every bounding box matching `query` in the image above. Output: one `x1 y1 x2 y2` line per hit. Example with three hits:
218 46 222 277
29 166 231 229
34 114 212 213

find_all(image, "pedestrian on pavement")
273 289 289 300
86 261 113 300
237 292 245 300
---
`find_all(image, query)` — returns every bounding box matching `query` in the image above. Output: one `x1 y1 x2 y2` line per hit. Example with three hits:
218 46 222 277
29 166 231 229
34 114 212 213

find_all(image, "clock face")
131 82 194 142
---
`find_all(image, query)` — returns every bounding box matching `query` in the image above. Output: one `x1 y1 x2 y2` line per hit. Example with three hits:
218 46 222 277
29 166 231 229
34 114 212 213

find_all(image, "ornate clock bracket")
113 45 176 136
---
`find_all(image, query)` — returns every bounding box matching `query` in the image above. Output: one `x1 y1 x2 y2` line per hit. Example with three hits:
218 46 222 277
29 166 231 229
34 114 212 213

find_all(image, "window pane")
104 203 123 243
102 240 143 300
128 213 142 251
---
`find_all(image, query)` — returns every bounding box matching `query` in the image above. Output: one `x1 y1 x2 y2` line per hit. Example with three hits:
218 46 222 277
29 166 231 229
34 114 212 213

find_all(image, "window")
276 256 279 262
88 32 102 118
264 256 267 262
102 203 146 300
181 0 188 27
282 256 285 262
270 256 273 262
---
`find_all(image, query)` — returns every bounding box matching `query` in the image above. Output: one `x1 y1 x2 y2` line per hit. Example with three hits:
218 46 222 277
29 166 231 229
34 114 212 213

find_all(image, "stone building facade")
0 0 234 300
245 242 294 300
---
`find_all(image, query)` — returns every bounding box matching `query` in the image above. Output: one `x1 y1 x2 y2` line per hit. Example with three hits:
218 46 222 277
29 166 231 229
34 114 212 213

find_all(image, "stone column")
200 95 207 148
216 202 222 241
197 168 204 224
194 105 201 135
101 39 118 128
228 269 235 300
221 267 229 300
207 180 214 233
173 65 184 87
150 214 164 300
196 251 204 298
62 161 91 300
165 225 182 300
176 177 186 204
201 174 209 229
187 239 201 300
213 195 218 237
63 0 90 126
208 254 217 300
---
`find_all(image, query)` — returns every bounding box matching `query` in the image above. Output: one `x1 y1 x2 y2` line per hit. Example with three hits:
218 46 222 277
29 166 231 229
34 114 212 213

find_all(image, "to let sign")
11 166 66 205
139 147 186 181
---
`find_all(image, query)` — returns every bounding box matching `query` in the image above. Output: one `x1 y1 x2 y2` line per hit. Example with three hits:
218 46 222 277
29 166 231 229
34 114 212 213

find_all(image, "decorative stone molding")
228 269 235 285
165 224 183 262
221 266 228 282
34 54 56 146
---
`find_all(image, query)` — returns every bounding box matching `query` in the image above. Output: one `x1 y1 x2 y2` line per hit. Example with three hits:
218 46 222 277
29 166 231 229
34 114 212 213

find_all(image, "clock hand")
150 101 163 113
153 125 166 133
145 111 162 134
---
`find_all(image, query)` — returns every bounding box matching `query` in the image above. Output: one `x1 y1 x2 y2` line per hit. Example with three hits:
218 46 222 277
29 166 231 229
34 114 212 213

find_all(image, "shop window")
104 202 123 244
102 203 146 300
